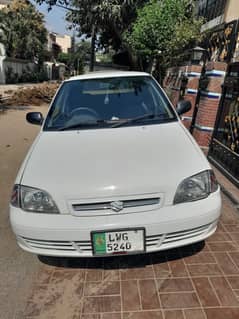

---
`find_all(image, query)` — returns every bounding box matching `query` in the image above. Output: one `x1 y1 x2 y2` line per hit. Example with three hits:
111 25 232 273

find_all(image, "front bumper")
10 190 221 257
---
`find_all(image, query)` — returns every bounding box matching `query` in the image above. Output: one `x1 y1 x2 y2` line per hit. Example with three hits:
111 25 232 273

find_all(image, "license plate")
92 229 145 256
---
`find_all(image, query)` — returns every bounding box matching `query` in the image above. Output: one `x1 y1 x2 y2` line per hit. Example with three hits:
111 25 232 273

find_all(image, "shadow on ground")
38 240 205 269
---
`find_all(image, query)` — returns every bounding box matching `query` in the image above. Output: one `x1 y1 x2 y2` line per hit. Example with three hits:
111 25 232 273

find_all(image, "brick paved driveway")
23 194 239 319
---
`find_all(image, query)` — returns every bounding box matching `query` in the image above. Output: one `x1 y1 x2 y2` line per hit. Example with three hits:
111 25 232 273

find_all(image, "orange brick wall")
192 62 227 147
163 61 228 148
193 129 212 147
195 97 220 128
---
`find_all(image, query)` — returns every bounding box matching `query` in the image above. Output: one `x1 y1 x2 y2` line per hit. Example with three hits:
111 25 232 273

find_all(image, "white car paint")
10 71 221 257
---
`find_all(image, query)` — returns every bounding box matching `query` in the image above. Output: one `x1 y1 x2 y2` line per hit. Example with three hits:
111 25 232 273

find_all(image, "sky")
30 0 73 36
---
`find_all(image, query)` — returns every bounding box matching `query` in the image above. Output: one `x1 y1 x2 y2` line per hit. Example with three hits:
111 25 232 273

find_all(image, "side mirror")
176 100 192 116
26 112 44 125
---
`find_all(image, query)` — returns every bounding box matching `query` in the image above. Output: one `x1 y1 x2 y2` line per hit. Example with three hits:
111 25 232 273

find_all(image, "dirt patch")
0 105 49 319
0 82 60 107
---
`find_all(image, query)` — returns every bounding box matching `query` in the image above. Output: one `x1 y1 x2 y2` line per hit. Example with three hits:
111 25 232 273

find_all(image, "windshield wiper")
57 113 165 130
57 120 107 131
112 113 156 128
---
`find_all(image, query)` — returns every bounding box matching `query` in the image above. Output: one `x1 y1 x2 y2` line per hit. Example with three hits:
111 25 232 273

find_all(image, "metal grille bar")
72 198 160 212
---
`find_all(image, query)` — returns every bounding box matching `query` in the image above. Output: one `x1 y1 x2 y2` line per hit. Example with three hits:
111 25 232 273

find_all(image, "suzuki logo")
111 201 124 212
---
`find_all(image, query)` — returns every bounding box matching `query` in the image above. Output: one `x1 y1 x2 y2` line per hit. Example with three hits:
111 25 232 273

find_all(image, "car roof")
65 70 151 82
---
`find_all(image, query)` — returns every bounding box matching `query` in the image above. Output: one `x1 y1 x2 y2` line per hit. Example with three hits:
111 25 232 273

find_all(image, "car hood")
20 122 210 209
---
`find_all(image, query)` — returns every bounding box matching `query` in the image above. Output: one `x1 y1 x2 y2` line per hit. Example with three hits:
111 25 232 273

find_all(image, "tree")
58 52 71 65
124 0 203 77
34 0 148 69
35 1 147 46
34 0 203 75
72 41 91 74
0 0 47 61
57 41 91 74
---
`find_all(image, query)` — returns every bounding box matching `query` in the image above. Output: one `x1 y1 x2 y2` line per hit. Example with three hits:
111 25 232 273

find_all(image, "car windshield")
44 75 177 131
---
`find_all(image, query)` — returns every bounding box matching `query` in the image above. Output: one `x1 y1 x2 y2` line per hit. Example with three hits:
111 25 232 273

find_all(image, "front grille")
19 222 214 255
72 197 160 215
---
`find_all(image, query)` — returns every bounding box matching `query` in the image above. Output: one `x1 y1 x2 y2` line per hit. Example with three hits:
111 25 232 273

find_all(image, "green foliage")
124 0 203 66
5 66 48 84
57 41 91 75
42 50 54 62
58 52 71 65
75 41 91 60
34 0 148 58
34 0 203 72
96 52 114 63
0 0 47 61
70 0 147 51
72 41 91 74
5 67 18 84
19 68 49 83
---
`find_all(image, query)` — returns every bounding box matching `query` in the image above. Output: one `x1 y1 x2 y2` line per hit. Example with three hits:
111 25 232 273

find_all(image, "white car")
10 71 221 257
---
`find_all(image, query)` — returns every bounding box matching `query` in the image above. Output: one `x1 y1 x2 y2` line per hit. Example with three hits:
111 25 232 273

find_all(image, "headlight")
173 170 219 205
10 185 59 214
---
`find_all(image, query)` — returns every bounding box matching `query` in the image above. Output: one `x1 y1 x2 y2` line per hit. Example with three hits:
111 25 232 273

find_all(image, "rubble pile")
1 82 60 107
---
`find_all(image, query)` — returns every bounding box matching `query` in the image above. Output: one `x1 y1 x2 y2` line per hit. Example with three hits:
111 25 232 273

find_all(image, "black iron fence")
208 62 239 187
197 0 227 22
